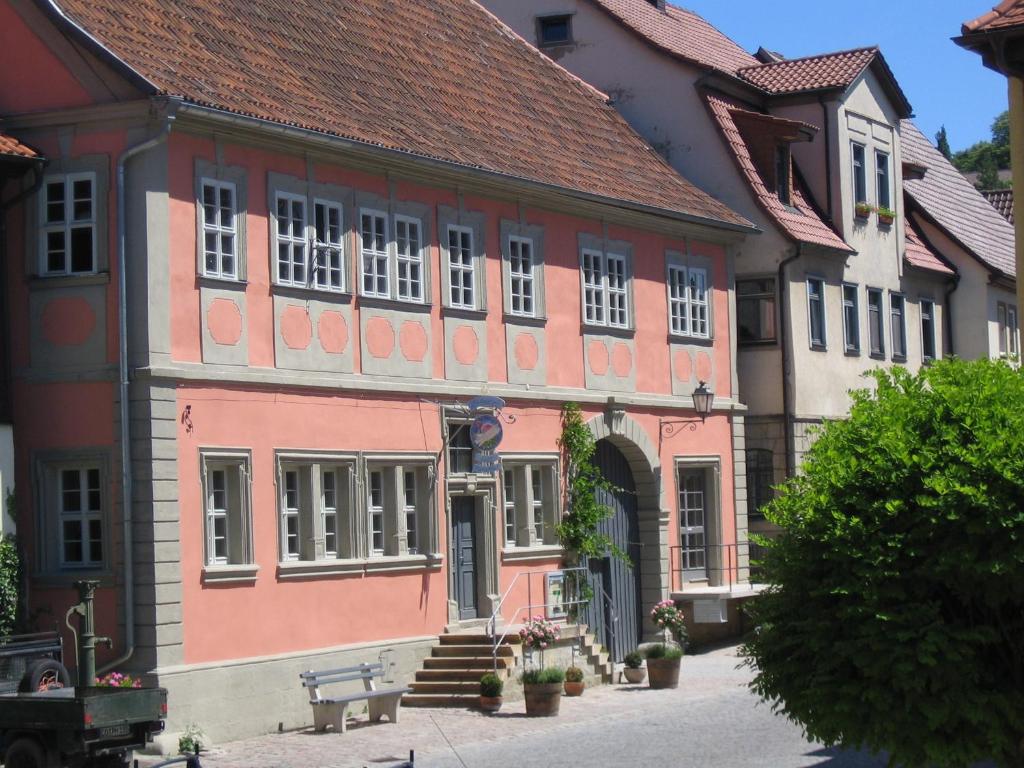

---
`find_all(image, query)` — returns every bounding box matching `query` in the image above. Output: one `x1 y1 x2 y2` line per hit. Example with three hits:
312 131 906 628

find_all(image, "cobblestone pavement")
182 644 886 768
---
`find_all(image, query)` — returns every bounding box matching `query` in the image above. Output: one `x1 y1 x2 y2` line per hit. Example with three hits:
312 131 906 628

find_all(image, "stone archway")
585 409 668 642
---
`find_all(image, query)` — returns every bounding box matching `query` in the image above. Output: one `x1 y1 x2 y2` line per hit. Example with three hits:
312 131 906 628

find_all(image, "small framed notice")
545 571 566 619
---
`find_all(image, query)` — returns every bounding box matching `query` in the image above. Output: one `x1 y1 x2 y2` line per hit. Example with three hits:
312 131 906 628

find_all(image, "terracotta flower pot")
646 657 681 689
878 213 894 226
479 695 502 713
623 667 646 684
523 683 562 716
564 680 584 697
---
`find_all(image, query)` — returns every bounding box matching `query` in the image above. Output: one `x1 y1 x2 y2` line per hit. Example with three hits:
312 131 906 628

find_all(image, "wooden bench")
299 663 411 733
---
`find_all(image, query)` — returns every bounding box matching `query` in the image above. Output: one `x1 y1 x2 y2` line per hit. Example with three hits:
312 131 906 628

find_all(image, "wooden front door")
451 497 478 619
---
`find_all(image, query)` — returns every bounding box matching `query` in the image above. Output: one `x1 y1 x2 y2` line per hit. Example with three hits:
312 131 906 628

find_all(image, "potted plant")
564 666 584 696
519 616 564 716
876 205 896 226
521 667 565 716
622 650 646 684
646 599 689 690
479 672 504 713
855 201 872 220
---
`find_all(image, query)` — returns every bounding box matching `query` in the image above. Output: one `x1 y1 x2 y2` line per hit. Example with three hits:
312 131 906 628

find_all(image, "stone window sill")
30 273 110 290
202 564 260 584
364 553 443 573
501 545 564 563
276 559 365 580
582 323 635 339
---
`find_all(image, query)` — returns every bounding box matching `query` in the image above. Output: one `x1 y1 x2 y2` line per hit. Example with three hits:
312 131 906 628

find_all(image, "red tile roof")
901 120 1015 278
586 0 758 73
982 188 1014 223
737 47 878 95
48 0 750 230
904 218 955 276
703 92 852 253
0 132 38 159
963 0 1024 33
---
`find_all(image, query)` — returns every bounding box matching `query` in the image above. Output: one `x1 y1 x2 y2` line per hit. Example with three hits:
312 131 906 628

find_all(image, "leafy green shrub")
564 666 584 683
0 535 22 637
623 651 643 669
178 723 205 755
479 672 503 697
743 360 1024 768
521 667 565 685
644 644 682 661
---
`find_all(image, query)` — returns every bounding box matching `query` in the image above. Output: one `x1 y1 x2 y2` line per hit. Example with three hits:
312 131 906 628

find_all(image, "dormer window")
775 145 791 205
537 14 571 46
875 151 891 210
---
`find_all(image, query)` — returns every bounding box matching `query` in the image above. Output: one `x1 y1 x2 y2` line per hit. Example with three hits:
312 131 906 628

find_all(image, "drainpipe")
777 245 802 479
100 103 176 674
818 97 834 226
943 271 960 358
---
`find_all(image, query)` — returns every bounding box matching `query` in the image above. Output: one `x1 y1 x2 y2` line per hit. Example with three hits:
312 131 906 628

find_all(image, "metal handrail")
669 542 743 592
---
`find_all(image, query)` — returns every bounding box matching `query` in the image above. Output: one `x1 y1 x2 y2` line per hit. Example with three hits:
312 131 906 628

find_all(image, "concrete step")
402 693 479 708
410 680 479 694
423 656 516 670
437 633 504 645
432 644 515 658
415 669 510 682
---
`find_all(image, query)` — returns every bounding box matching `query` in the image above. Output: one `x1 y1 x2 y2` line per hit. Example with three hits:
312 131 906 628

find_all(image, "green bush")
479 672 503 697
564 666 584 683
0 535 22 637
743 360 1024 768
623 651 643 669
644 644 682 661
521 667 565 685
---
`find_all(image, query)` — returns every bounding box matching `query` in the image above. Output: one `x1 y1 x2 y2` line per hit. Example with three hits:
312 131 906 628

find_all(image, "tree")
952 110 1011 188
935 125 952 160
743 359 1024 768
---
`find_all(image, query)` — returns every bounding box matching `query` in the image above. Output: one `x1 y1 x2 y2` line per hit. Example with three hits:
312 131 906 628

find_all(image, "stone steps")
403 630 522 708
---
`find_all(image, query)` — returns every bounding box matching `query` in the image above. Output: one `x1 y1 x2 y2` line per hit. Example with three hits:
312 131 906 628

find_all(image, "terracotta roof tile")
982 188 1014 223
703 92 852 253
963 0 1024 33
51 0 750 229
901 120 1015 278
586 0 758 73
737 47 878 95
904 217 955 276
0 132 38 159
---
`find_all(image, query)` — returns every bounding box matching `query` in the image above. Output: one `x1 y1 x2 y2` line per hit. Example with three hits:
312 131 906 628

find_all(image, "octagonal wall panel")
444 315 488 382
504 322 546 386
200 285 248 366
583 333 635 393
359 305 432 378
29 283 107 370
272 294 354 373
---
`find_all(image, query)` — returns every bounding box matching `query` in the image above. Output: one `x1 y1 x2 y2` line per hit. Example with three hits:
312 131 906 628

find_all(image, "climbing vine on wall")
556 403 629 566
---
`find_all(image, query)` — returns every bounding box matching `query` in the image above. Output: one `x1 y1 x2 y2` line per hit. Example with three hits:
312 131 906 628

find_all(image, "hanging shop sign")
468 396 505 474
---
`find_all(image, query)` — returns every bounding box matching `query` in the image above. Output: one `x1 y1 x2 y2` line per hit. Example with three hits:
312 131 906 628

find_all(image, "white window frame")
395 214 424 303
447 224 476 310
403 469 419 554
920 298 937 362
507 235 536 317
200 451 253 570
274 191 308 288
998 301 1019 358
39 172 98 277
501 459 559 548
667 264 710 339
200 178 238 280
580 247 632 330
582 248 606 325
806 277 827 350
364 458 435 559
842 283 860 354
312 198 345 292
890 292 907 360
360 208 391 299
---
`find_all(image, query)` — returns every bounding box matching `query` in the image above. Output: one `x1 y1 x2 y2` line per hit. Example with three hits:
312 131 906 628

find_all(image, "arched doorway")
583 439 642 662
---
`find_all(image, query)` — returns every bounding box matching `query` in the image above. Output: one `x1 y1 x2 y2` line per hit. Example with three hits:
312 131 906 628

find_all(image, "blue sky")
681 0 1008 152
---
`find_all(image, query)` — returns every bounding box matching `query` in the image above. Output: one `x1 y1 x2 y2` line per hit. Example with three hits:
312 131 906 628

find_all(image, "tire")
4 737 46 768
18 658 72 693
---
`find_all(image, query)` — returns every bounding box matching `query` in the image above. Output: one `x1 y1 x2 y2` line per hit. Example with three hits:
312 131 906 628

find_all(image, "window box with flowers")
855 201 872 220
876 206 896 227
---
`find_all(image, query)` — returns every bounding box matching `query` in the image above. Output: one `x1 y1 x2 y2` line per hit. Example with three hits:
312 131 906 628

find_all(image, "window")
581 249 630 329
806 278 826 349
275 192 308 287
737 278 776 344
775 145 791 205
842 284 860 354
365 462 433 557
537 14 571 46
201 453 252 567
867 288 885 357
502 461 558 547
59 467 103 568
360 210 389 298
40 174 96 276
921 299 937 362
313 200 344 291
446 420 473 475
998 302 1019 358
852 143 867 205
277 458 354 561
395 215 424 302
447 225 476 310
200 179 238 280
890 293 907 360
745 449 774 522
507 236 536 317
678 469 708 581
875 151 891 210
668 265 710 338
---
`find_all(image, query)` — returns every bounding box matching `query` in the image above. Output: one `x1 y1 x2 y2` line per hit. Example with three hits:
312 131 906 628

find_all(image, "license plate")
98 724 131 739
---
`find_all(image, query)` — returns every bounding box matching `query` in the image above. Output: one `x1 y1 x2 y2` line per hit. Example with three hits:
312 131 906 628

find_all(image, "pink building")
0 0 754 739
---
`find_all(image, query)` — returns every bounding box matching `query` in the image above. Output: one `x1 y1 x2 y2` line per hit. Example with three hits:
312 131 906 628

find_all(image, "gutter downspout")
100 105 175 674
943 271 960 358
819 96 834 225
777 245 802 479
